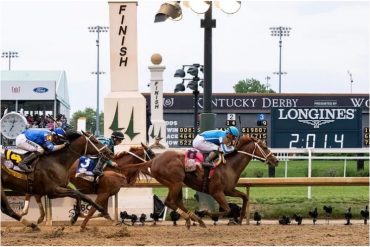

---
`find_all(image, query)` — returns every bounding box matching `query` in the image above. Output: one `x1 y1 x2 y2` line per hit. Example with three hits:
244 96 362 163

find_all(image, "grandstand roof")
0 70 70 108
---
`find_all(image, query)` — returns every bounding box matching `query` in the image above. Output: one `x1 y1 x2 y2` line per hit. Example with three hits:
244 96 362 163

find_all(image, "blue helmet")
226 126 239 137
54 127 66 139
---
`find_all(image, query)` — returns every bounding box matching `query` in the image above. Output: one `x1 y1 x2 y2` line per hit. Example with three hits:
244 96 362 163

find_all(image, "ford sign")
33 87 48 93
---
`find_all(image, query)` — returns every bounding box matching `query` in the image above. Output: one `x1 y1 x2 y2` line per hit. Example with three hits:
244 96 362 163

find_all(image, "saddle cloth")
3 149 30 173
75 156 99 182
184 149 203 172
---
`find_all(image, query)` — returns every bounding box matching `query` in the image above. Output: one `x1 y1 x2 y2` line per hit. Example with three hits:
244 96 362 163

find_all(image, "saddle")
3 149 35 173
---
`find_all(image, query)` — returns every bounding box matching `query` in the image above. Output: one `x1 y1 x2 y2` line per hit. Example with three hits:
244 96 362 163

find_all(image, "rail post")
246 186 250 225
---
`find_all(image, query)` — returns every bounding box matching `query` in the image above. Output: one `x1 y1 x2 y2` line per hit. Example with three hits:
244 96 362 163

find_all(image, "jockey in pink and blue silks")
192 126 239 168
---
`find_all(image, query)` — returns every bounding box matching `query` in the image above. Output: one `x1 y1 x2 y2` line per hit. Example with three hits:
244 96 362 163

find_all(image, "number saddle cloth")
2 149 34 173
184 148 224 175
75 156 99 182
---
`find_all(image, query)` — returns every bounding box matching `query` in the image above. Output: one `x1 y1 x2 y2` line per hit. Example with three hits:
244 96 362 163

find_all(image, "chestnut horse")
1 130 114 230
142 135 279 228
20 145 155 229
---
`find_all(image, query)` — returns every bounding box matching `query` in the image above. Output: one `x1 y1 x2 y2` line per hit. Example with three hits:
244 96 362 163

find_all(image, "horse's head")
237 135 279 167
141 142 156 160
65 130 114 159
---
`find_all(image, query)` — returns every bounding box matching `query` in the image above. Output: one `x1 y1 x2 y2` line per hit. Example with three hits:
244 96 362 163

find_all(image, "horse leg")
227 188 248 224
70 198 81 225
50 186 111 220
205 191 231 219
162 181 192 229
1 186 39 231
34 195 45 224
80 193 112 230
20 194 32 216
175 188 206 228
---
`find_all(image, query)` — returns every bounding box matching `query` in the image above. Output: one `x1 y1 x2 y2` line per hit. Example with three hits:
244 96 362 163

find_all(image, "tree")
70 107 104 134
233 78 275 93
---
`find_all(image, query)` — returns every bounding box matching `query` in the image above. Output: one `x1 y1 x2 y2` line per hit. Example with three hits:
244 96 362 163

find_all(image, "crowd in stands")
25 114 69 130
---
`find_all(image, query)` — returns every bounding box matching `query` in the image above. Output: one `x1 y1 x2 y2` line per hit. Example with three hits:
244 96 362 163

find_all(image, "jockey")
193 126 239 192
15 127 68 173
192 126 239 168
93 131 124 176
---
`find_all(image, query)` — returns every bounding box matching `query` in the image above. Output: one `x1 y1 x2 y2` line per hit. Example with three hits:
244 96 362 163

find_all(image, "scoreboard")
271 107 362 148
164 113 272 147
144 93 369 148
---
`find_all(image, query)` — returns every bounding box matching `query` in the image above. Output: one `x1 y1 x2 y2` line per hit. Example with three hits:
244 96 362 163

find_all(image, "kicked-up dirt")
1 219 368 246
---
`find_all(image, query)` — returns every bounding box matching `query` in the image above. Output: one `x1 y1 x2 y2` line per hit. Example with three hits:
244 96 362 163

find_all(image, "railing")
4 177 368 225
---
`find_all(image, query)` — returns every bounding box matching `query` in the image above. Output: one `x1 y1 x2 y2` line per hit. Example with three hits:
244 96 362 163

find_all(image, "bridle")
126 148 153 162
237 140 273 163
68 132 111 158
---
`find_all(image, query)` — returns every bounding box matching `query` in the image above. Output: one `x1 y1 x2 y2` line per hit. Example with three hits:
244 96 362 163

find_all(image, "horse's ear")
81 130 86 136
141 142 148 149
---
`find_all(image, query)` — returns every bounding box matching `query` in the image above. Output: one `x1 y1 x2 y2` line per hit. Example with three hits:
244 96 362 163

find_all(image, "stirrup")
18 163 32 173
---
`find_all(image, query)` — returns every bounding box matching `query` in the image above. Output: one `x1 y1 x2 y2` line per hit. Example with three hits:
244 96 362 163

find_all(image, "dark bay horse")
20 145 155 229
142 135 279 228
1 130 113 230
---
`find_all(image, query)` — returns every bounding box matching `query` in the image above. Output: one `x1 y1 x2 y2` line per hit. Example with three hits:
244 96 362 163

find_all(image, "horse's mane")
65 129 83 142
236 135 258 149
114 146 143 159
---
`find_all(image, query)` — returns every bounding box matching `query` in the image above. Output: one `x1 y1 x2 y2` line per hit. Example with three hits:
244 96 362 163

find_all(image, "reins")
126 150 146 162
125 148 154 162
237 140 272 163
68 132 110 157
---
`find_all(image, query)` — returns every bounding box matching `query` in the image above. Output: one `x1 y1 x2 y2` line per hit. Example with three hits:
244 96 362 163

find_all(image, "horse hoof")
31 223 40 231
79 227 87 232
199 220 207 228
103 214 112 220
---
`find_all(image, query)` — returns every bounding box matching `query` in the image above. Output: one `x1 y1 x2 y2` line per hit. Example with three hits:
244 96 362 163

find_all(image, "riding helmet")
227 126 239 137
111 131 124 140
54 127 67 138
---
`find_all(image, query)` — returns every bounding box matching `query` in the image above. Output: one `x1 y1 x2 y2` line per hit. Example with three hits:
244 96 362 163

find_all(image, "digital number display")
242 127 268 143
178 127 197 146
364 127 369 146
271 107 362 148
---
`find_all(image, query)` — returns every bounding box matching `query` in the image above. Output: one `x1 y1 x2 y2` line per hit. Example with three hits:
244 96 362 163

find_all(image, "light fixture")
188 0 210 14
187 80 198 90
174 82 186 92
187 66 199 77
216 1 241 14
155 1 182 23
174 69 186 77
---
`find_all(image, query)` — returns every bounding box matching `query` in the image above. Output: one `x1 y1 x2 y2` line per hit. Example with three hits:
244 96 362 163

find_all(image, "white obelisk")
148 53 168 148
105 2 146 152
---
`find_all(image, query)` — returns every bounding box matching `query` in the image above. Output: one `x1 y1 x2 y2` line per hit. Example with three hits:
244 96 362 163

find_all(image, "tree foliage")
233 78 275 93
70 107 104 134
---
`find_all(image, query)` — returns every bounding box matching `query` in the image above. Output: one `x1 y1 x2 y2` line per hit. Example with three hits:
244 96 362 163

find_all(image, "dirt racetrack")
1 220 369 246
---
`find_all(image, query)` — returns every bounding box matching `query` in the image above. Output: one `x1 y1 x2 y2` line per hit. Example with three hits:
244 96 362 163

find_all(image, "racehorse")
19 145 155 229
142 135 279 228
1 130 114 230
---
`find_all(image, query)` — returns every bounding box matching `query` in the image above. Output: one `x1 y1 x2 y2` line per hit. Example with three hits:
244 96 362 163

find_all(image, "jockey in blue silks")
15 127 68 173
192 126 239 168
192 126 239 192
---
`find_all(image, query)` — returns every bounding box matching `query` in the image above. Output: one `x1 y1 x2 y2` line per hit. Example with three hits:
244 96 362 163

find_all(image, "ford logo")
33 87 48 93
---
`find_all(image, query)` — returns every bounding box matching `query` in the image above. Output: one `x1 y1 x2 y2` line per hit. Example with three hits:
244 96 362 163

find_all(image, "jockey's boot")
17 152 40 173
202 151 218 168
93 157 106 177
